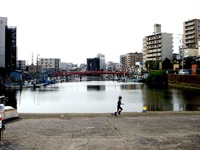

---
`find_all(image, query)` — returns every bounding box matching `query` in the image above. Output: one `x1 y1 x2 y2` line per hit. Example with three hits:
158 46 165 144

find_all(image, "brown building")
184 19 200 48
125 52 143 71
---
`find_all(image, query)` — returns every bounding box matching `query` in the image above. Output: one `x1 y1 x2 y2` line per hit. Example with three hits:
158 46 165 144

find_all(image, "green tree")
162 58 172 70
146 70 168 88
145 61 159 71
184 56 194 69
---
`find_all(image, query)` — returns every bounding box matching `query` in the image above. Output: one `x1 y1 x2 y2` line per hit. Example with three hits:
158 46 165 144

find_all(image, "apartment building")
39 58 60 72
183 19 200 57
0 17 7 68
17 60 26 70
143 24 173 69
184 19 200 48
125 52 143 71
120 54 126 67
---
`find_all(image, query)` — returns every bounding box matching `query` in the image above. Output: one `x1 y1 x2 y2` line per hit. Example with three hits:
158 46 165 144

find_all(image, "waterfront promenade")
1 112 200 150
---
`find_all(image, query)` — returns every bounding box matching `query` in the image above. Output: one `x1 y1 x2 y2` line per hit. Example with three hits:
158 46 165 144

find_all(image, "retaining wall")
168 74 200 89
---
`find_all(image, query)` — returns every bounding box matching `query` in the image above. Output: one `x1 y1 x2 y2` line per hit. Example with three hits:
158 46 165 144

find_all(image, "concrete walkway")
1 112 200 150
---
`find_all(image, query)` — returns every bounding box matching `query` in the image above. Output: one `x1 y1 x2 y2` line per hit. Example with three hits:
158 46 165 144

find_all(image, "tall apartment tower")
184 19 200 48
183 19 200 57
0 17 7 68
143 24 173 69
0 17 17 72
125 52 143 70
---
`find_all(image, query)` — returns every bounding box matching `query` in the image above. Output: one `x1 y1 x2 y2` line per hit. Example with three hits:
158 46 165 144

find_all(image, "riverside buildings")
87 54 106 71
182 19 200 57
0 17 17 72
125 52 143 71
39 58 60 72
142 24 173 70
36 58 60 78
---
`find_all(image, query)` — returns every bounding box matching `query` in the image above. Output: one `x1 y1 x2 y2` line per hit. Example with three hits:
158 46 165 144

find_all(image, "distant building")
97 53 105 58
97 53 106 70
27 64 43 75
143 24 173 69
79 63 86 71
125 52 143 71
59 62 73 71
87 58 100 71
17 60 26 71
120 55 126 67
182 19 200 57
39 58 60 73
106 61 120 71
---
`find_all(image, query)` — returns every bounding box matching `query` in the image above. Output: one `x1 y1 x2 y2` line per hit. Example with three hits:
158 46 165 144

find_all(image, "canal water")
1 81 200 113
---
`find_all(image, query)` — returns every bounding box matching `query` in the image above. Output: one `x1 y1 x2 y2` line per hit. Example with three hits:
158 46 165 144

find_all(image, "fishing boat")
4 82 27 89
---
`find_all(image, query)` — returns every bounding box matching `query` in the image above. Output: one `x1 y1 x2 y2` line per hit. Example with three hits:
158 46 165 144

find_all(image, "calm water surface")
2 81 200 113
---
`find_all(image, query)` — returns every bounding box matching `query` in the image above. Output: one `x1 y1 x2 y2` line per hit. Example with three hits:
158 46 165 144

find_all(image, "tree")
145 61 159 71
162 58 172 70
184 56 195 70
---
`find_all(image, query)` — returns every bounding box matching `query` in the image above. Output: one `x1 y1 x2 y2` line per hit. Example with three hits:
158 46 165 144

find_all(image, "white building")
97 53 106 70
143 24 173 69
0 17 7 67
59 62 73 71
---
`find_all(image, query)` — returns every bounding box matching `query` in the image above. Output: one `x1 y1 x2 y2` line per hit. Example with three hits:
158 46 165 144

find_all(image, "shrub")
146 70 168 87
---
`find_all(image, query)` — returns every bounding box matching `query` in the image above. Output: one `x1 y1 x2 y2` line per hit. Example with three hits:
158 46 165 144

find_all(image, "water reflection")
120 84 144 90
142 87 173 111
0 81 200 113
87 85 105 91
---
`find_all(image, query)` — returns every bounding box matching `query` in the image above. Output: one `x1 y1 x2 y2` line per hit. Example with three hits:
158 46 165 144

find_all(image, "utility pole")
177 34 184 69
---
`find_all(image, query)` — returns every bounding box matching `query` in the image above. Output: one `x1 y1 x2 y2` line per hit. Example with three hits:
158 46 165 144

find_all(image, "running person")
114 96 124 116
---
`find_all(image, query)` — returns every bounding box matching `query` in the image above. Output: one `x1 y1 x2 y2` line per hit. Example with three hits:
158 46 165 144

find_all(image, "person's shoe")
114 112 117 116
118 111 121 115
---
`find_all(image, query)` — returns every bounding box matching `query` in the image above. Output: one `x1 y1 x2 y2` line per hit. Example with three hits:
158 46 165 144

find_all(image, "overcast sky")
0 0 199 65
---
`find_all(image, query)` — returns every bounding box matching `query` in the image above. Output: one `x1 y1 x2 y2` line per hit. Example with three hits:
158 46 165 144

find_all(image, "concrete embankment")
2 112 200 150
168 74 200 89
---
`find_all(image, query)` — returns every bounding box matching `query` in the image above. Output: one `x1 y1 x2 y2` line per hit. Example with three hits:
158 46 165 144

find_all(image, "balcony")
146 40 161 46
185 26 194 31
185 40 195 44
185 35 195 40
185 31 195 35
147 49 161 54
146 35 161 41
184 21 194 27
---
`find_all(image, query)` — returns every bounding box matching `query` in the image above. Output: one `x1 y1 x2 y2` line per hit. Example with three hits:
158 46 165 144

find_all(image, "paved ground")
1 112 200 150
